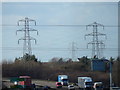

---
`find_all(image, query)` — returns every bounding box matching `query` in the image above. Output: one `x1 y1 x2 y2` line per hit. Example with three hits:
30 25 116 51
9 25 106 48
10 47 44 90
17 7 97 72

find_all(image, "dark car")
43 86 51 90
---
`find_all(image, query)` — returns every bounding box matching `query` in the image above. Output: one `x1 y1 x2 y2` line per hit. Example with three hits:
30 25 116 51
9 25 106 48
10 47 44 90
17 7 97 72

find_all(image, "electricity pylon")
85 22 106 58
16 17 38 55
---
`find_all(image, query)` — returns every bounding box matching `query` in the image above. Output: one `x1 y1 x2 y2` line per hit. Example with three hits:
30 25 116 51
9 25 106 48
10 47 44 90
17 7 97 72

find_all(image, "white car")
68 85 75 90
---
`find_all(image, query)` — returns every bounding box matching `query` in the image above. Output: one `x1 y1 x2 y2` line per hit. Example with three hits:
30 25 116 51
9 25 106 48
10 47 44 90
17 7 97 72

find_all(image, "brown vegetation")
2 56 120 87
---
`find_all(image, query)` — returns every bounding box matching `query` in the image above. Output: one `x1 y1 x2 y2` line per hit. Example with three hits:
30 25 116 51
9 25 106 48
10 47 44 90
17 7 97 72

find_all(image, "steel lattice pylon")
16 17 38 55
85 22 107 58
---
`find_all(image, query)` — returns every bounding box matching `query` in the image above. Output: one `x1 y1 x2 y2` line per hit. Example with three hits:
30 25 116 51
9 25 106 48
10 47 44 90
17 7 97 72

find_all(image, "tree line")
2 54 120 87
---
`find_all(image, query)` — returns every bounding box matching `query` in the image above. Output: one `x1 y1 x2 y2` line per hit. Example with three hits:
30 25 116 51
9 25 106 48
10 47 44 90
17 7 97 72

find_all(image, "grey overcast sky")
2 2 118 62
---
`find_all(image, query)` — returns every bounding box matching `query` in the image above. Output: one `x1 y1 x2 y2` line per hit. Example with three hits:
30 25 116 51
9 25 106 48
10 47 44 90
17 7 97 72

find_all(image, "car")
43 86 51 90
56 82 62 88
93 82 103 89
68 85 75 90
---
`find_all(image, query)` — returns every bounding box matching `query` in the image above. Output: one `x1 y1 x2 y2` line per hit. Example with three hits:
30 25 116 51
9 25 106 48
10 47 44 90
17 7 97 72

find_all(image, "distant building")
91 59 108 71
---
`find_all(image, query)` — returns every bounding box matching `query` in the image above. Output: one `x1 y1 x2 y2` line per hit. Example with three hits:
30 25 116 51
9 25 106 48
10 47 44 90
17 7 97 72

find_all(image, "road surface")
2 78 80 90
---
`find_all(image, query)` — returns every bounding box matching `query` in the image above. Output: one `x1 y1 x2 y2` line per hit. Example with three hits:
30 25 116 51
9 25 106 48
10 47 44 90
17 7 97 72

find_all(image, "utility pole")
109 60 112 90
71 42 78 61
16 17 38 56
71 42 75 60
99 40 105 58
85 22 106 59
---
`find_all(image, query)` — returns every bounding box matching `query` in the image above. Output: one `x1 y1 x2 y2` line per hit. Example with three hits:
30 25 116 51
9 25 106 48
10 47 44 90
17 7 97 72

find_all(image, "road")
2 78 80 90
3 78 120 90
29 79 79 89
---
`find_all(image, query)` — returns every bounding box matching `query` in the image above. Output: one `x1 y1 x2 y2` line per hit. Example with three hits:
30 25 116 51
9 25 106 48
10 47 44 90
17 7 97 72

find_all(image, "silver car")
68 85 75 90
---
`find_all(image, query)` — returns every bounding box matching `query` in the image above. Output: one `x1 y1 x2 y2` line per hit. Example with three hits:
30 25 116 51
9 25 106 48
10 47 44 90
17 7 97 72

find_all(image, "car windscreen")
85 82 93 85
62 79 68 81
57 83 62 85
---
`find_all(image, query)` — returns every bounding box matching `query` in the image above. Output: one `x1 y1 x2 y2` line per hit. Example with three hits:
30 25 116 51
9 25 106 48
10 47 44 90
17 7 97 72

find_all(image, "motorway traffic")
2 76 120 90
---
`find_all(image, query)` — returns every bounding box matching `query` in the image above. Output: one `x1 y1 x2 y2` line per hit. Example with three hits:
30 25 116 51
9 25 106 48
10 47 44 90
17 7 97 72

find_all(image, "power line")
1 24 120 27
1 47 119 51
2 3 118 6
